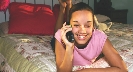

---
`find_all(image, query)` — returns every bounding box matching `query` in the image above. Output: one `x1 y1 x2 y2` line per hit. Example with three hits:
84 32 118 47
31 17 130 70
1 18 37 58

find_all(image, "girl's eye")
85 25 90 28
74 24 80 27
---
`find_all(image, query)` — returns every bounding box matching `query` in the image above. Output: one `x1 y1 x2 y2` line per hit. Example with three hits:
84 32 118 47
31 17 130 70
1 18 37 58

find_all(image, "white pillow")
95 14 111 23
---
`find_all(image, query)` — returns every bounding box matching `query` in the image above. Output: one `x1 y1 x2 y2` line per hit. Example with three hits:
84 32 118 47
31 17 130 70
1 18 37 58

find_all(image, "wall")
111 0 133 24
0 0 92 23
1 0 132 24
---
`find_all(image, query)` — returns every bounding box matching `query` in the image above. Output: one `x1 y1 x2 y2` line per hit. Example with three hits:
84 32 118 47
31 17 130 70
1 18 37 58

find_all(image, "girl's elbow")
57 67 72 72
118 67 128 72
122 68 128 72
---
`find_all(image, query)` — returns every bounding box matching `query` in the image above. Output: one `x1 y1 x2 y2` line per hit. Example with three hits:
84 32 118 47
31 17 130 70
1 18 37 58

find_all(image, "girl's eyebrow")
72 21 92 23
87 21 92 23
72 21 78 22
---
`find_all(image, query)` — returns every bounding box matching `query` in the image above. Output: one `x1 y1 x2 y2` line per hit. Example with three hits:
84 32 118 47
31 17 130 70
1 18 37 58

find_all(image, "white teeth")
79 36 85 39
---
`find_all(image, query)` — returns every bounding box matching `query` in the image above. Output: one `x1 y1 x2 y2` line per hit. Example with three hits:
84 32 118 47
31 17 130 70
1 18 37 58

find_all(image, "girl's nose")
79 25 86 33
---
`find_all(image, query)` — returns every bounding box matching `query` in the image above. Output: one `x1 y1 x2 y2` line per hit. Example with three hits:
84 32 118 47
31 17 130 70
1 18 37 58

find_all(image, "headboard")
94 0 114 17
0 0 91 23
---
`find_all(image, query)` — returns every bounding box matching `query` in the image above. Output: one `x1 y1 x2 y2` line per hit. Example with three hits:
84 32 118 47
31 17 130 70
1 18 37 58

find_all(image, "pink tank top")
54 29 107 66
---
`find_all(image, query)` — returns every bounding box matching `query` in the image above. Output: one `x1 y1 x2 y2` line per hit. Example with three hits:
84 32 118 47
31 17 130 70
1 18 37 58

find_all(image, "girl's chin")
74 38 90 46
75 40 87 45
75 42 88 48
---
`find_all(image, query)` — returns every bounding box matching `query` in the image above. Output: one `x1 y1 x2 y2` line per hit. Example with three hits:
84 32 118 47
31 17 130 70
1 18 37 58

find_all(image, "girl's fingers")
61 28 72 42
63 22 71 27
60 24 74 48
63 28 72 36
63 22 66 26
61 22 72 43
61 22 71 32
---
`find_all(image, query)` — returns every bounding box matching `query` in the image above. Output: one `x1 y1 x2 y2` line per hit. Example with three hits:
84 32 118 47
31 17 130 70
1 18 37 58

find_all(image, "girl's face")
70 10 94 47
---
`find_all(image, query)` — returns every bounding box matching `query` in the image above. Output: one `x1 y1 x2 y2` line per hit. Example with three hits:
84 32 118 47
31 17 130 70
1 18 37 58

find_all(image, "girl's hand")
61 22 74 48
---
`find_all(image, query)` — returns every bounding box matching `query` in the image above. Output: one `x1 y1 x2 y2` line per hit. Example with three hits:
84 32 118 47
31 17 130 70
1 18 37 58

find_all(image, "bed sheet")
0 23 133 72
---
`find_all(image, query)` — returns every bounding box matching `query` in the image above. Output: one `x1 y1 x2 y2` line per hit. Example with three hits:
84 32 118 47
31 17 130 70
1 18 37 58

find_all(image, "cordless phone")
66 22 74 42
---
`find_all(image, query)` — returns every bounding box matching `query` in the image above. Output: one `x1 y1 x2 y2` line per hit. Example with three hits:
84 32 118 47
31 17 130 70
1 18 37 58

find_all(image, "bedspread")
0 34 56 72
0 23 133 72
106 23 133 72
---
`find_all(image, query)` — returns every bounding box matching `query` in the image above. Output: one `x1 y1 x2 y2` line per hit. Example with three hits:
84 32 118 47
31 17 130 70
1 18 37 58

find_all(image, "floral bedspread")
0 34 56 72
0 23 133 72
0 53 15 72
106 23 133 72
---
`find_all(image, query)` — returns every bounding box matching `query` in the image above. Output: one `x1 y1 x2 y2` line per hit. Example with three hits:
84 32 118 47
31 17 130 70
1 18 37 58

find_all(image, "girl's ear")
93 24 97 29
91 26 94 31
92 22 95 29
92 25 95 32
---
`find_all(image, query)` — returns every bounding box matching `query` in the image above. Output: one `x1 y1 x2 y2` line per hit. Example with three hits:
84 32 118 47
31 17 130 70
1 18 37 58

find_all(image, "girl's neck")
75 36 92 49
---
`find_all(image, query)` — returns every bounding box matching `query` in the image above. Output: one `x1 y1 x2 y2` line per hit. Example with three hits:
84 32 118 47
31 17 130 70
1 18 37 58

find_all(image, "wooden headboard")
93 0 114 17
94 0 97 14
0 0 91 23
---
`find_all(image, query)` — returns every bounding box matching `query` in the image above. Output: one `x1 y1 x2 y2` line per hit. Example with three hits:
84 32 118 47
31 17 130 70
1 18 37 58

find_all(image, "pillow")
0 21 9 34
8 2 56 35
95 14 111 23
0 21 9 36
0 0 9 11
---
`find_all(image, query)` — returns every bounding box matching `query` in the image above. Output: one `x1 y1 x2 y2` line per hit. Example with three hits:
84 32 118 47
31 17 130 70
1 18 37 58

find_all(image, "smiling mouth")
77 34 87 40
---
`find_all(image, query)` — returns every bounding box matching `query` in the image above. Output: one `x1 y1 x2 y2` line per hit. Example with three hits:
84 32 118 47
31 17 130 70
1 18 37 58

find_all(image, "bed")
0 0 133 72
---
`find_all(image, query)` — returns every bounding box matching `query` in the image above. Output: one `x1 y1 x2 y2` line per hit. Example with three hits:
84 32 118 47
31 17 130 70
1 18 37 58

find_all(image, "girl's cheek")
72 27 93 34
72 28 78 34
87 28 93 33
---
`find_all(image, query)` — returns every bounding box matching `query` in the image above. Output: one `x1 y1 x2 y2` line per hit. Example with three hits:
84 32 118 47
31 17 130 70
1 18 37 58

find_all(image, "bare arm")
73 38 128 72
55 21 74 72
55 39 74 72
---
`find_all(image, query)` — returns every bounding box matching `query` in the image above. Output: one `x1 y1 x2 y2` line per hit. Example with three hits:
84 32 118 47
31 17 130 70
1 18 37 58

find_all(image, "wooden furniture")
109 9 128 24
94 0 128 24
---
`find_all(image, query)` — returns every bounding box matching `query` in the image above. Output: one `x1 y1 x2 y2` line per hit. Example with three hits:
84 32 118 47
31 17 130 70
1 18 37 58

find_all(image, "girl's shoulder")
54 29 61 42
91 29 107 44
55 29 61 36
93 29 106 37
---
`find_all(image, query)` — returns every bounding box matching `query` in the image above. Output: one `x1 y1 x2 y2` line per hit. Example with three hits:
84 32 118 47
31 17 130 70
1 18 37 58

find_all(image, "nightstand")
109 9 128 24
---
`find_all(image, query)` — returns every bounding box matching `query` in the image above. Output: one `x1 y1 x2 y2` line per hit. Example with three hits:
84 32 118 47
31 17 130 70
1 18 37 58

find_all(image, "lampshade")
0 0 10 11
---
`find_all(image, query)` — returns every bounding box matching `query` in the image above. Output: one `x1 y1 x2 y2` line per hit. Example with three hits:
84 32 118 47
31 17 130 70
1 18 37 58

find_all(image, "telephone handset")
66 22 74 42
